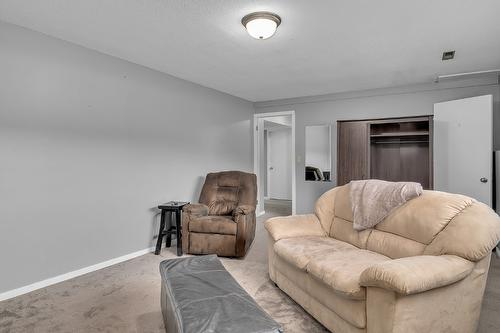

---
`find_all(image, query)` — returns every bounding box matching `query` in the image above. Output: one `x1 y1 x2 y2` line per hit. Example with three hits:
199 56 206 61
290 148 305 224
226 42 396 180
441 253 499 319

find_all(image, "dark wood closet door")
369 116 433 189
371 141 430 188
337 121 369 185
337 116 433 189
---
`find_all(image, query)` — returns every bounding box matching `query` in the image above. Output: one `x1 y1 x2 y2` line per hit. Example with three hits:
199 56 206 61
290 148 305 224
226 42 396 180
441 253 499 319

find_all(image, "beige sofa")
265 185 500 333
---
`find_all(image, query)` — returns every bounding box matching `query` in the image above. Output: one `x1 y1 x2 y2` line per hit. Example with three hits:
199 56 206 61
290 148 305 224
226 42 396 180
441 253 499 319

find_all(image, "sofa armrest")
233 205 255 217
360 255 474 295
183 203 209 216
264 214 327 242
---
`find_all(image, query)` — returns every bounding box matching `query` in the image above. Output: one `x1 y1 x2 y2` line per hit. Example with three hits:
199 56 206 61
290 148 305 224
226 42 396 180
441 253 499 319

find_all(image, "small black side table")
155 201 189 256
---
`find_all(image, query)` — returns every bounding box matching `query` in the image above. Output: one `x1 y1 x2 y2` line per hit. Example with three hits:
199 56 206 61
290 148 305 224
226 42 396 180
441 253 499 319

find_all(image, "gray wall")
255 78 500 213
0 21 253 293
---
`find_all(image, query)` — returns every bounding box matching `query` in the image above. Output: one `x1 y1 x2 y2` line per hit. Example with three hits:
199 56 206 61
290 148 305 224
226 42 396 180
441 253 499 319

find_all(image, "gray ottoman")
159 255 282 333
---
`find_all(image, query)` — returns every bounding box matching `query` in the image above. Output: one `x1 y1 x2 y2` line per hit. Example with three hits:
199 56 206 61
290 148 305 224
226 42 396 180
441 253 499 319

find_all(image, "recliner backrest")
314 184 500 261
199 171 257 216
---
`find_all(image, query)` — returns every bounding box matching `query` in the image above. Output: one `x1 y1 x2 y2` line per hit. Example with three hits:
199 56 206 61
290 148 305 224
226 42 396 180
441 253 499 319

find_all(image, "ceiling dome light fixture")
242 11 281 40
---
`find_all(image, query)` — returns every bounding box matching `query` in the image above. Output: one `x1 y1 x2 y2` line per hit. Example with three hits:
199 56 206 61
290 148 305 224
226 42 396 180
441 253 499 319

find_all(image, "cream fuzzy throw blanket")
350 179 423 231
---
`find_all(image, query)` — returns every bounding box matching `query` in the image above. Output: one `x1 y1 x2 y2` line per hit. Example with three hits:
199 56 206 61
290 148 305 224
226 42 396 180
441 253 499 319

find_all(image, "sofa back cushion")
424 200 500 261
315 184 500 261
328 185 373 249
199 171 257 216
314 185 338 233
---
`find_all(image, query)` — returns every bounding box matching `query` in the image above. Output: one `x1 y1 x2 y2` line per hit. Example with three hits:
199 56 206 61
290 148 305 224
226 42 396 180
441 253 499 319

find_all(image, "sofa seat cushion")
189 215 237 235
307 249 391 300
273 254 368 329
274 236 358 271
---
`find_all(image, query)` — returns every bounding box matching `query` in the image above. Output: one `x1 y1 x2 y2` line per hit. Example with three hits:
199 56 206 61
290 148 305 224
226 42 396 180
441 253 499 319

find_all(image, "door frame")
254 111 296 216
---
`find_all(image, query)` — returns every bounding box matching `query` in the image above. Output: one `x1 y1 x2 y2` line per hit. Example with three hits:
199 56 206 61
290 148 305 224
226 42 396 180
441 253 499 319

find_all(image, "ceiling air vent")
442 50 455 60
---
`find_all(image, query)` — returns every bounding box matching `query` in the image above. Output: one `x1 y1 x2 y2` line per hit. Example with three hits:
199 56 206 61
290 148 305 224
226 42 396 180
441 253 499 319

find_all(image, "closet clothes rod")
372 140 429 144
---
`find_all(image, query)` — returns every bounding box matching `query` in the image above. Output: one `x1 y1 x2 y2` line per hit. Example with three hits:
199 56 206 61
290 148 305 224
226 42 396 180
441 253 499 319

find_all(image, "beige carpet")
0 201 499 333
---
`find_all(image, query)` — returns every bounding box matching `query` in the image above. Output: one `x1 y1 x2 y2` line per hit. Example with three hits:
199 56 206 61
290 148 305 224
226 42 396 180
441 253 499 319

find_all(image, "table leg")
155 210 166 255
176 210 182 256
166 211 172 248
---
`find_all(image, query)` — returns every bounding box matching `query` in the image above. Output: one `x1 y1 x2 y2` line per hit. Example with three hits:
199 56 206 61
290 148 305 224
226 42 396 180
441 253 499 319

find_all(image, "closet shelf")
370 131 429 138
372 140 429 144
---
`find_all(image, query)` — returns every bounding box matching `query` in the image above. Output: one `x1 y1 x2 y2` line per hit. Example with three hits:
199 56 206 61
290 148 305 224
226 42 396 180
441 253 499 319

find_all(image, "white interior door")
267 129 292 200
434 95 493 205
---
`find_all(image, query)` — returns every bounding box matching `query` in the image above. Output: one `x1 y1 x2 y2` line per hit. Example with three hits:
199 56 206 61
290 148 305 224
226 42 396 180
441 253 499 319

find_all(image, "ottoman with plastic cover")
159 255 283 333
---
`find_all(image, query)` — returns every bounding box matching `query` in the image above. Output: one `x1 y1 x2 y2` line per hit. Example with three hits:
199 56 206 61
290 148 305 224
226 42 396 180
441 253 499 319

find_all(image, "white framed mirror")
305 125 332 182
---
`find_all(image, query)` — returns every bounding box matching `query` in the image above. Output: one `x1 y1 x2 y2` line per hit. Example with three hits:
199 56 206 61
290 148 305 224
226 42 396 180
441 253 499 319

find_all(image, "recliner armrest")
233 205 255 216
360 255 475 295
264 214 327 242
183 203 209 216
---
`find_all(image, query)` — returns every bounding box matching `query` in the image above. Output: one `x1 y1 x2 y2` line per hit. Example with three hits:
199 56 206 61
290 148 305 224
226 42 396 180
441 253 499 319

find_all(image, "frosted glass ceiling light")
242 12 281 40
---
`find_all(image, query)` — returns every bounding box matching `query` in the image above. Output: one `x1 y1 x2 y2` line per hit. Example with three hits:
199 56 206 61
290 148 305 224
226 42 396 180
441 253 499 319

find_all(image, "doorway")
254 111 296 216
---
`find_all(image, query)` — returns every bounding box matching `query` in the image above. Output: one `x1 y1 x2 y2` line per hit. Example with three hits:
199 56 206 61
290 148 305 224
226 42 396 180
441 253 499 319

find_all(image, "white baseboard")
257 210 266 217
0 246 155 302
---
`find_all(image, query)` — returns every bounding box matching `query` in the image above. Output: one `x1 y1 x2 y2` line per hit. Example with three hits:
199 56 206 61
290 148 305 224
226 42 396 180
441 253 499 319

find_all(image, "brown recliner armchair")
182 171 257 257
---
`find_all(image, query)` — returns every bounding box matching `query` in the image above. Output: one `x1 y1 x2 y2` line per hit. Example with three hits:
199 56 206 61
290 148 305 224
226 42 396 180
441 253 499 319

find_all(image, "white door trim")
254 111 296 216
266 129 271 200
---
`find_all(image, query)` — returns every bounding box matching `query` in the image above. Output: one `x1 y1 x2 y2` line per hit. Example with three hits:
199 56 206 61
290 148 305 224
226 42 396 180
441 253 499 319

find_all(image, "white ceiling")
1 0 499 102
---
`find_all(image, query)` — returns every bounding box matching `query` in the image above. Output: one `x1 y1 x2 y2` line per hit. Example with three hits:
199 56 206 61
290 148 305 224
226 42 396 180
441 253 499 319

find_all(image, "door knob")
480 177 488 183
